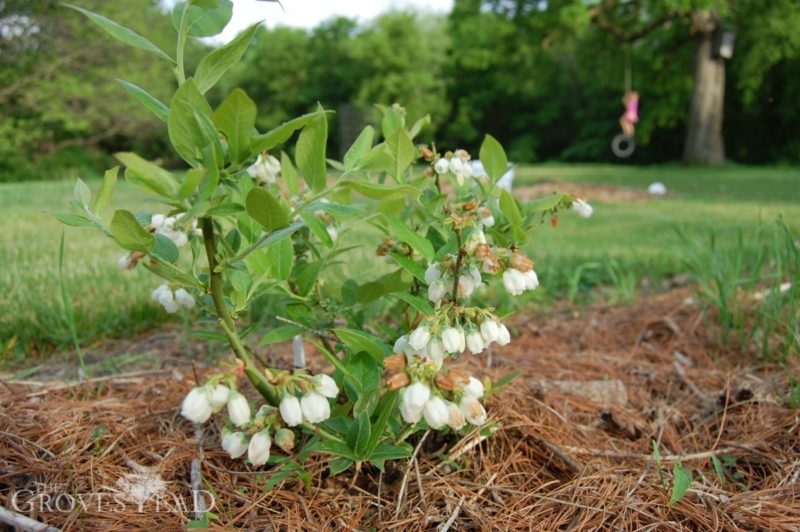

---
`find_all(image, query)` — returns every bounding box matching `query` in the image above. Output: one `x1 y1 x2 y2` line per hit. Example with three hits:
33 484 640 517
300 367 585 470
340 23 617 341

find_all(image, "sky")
210 0 455 42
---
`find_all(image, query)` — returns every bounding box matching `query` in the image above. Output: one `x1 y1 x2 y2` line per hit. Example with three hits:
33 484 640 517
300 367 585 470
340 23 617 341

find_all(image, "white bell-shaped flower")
313 374 339 399
248 430 271 466
174 288 195 309
479 319 500 344
460 395 488 425
424 263 441 284
428 280 447 304
502 268 527 296
463 376 485 399
300 392 330 423
209 384 231 411
247 153 281 184
408 326 431 352
221 430 248 459
400 394 423 424
279 395 303 427
523 270 539 291
403 382 431 411
572 198 593 218
434 158 450 174
441 326 462 353
423 396 450 429
466 330 485 355
446 401 466 430
227 391 251 428
427 337 445 361
496 324 511 346
181 386 213 424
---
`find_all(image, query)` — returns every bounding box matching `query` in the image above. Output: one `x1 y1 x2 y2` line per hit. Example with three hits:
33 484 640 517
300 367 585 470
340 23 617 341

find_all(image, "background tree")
0 0 177 180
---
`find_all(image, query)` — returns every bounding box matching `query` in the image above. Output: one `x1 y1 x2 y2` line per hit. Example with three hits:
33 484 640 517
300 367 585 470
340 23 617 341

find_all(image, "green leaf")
171 0 232 38
356 270 410 304
249 111 330 154
525 192 567 213
328 457 353 476
115 152 179 198
73 178 91 207
669 463 692 505
344 352 381 401
388 252 426 283
194 22 260 94
91 167 118 214
392 293 434 316
348 411 372 458
499 188 523 227
152 234 179 263
265 236 294 279
383 216 434 262
65 5 174 64
359 143 394 172
53 212 96 228
366 391 398 455
245 188 289 232
343 125 375 170
179 168 204 199
280 152 299 196
711 455 726 484
386 127 415 179
479 134 508 180
370 442 412 462
167 79 215 166
260 324 304 345
299 212 333 247
117 80 168 123
295 260 322 296
408 114 431 138
333 328 388 362
110 210 154 251
295 109 328 192
379 104 403 138
340 180 418 202
213 89 256 164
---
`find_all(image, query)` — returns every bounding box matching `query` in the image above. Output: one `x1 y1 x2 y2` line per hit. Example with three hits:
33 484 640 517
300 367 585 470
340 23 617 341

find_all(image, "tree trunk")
683 10 725 165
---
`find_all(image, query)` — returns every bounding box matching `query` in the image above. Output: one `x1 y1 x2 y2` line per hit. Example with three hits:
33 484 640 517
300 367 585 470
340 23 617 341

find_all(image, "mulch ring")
1 290 799 530
514 178 655 203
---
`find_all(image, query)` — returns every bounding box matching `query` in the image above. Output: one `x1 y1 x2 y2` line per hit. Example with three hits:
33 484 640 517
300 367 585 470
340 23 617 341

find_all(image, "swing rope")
624 45 632 93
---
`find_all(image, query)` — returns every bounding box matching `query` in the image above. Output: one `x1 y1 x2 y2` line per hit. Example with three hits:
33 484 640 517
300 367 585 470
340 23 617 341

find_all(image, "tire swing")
612 134 635 158
613 46 638 159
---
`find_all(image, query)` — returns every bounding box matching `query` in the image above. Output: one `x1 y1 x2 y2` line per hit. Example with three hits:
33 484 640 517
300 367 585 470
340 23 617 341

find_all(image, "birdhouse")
713 27 735 60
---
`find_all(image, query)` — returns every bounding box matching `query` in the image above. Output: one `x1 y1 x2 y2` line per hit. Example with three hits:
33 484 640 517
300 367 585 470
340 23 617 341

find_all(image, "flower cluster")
278 374 339 426
150 284 195 313
247 152 281 185
384 354 487 429
180 371 338 467
150 213 200 247
433 149 474 185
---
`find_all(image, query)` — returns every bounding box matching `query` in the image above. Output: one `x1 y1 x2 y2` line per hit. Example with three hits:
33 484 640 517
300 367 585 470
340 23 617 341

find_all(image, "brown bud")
462 200 478 211
448 369 470 388
474 243 492 261
510 252 534 273
435 373 455 391
420 146 433 159
384 354 406 372
423 167 435 177
482 256 501 275
550 214 558 228
386 372 410 390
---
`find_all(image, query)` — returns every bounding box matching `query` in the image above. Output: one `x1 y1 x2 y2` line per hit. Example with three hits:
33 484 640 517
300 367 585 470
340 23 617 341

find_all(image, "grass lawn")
1 164 798 359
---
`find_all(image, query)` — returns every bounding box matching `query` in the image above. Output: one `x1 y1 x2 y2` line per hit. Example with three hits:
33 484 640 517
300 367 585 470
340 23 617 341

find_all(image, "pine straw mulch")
1 289 799 530
513 179 654 203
